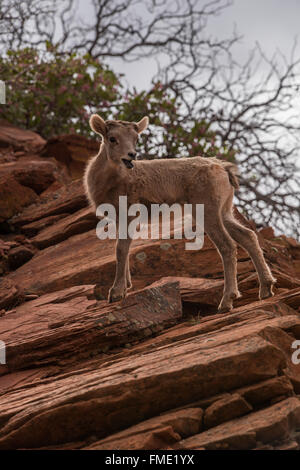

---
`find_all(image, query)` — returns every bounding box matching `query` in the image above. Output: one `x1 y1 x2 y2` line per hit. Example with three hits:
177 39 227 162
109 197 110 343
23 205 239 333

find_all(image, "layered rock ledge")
0 124 300 450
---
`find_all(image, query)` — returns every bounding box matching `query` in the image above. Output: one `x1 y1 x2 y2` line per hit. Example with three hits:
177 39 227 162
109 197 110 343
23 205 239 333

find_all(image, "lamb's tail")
221 161 239 190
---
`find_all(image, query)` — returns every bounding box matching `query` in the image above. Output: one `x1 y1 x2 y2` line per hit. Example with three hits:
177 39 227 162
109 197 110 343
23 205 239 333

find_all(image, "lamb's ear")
136 116 149 134
89 114 106 136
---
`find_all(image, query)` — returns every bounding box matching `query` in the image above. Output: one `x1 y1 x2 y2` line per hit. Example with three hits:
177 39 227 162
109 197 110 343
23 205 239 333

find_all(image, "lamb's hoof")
217 305 232 314
236 290 242 299
218 290 241 313
126 281 133 290
108 287 126 303
217 299 233 314
259 281 276 300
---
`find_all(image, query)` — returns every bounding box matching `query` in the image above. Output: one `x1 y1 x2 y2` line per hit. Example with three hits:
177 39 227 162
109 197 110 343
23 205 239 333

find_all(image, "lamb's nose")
128 152 136 160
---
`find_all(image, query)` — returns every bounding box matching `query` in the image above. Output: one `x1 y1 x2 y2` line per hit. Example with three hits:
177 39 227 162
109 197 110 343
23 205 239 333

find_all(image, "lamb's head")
89 114 149 170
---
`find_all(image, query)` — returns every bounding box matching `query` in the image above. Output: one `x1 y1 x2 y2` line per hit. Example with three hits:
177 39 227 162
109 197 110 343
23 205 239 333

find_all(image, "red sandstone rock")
31 208 97 249
0 122 46 153
151 274 300 311
0 157 58 194
0 289 300 449
7 245 34 270
0 175 37 223
0 278 21 310
0 280 182 370
10 179 87 227
0 268 299 449
259 227 275 240
8 229 293 299
179 398 300 450
0 133 300 450
236 376 294 405
84 408 203 450
0 332 287 449
42 134 98 179
20 213 70 237
203 393 252 429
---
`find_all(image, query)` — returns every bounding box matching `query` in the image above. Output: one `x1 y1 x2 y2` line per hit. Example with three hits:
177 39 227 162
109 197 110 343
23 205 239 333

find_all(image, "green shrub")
0 43 233 162
0 45 120 138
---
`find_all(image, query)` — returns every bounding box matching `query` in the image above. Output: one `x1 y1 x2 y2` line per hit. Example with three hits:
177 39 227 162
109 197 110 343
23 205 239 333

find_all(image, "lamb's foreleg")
108 237 132 303
126 257 132 289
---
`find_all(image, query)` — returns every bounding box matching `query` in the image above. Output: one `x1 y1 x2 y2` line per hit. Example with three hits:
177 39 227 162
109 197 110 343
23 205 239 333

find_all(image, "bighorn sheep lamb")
84 114 276 312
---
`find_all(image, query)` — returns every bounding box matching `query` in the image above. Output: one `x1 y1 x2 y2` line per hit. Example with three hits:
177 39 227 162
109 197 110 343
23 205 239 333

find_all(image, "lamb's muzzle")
122 153 136 169
84 114 276 312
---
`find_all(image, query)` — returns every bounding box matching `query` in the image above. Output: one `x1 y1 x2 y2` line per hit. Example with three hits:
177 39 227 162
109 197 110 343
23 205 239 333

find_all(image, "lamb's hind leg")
223 214 276 299
205 214 241 313
108 237 132 302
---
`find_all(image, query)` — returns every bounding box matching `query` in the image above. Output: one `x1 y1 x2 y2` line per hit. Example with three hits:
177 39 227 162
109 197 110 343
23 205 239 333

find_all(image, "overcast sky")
105 0 300 91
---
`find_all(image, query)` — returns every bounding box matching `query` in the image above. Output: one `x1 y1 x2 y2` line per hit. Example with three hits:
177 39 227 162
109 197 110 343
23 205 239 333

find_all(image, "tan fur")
84 114 276 311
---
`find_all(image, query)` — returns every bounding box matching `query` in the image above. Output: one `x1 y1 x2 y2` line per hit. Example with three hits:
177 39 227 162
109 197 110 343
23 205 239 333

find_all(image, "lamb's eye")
109 136 117 143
